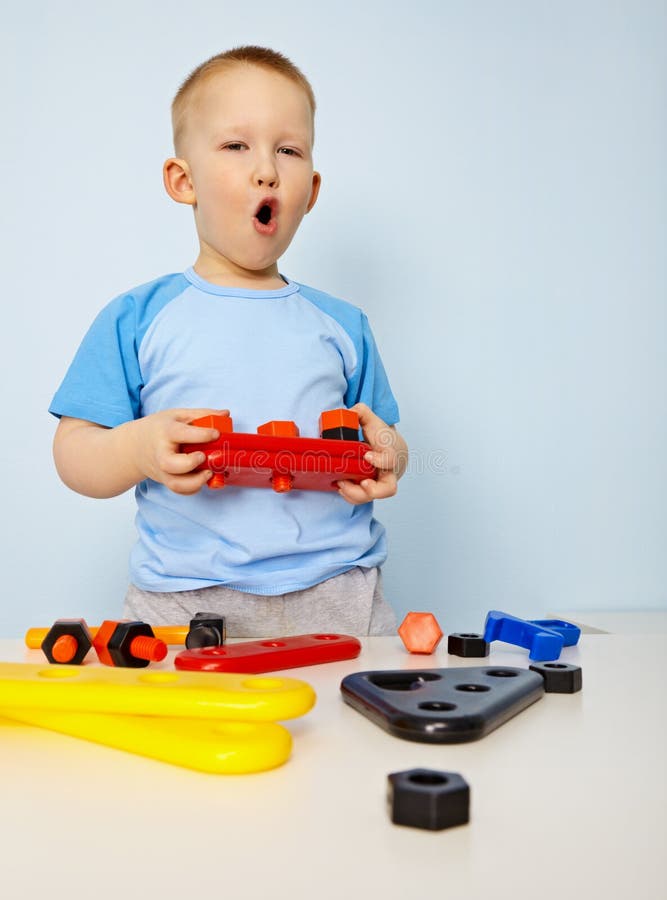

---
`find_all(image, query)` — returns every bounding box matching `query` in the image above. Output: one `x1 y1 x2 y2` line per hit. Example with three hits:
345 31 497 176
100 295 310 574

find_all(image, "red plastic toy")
181 409 377 492
174 633 362 674
398 612 444 655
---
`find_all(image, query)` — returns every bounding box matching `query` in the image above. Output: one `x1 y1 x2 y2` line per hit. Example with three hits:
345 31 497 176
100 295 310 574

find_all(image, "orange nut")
398 612 444 655
319 408 360 433
257 420 300 437
190 413 234 432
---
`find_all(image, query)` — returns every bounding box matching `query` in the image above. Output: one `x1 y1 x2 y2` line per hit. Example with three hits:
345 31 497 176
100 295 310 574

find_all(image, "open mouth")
257 204 272 225
252 197 279 235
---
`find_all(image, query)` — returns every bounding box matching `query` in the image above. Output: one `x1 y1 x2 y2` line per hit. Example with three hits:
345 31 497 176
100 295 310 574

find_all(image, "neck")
193 247 285 290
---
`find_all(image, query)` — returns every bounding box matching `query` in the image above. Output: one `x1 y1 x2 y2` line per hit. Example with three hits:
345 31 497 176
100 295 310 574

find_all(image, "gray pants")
123 566 397 637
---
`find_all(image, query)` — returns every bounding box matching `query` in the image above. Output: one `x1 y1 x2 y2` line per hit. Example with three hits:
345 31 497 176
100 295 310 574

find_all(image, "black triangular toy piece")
340 667 544 743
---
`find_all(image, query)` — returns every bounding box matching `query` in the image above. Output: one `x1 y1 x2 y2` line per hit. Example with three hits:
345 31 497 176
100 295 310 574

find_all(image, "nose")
253 152 279 189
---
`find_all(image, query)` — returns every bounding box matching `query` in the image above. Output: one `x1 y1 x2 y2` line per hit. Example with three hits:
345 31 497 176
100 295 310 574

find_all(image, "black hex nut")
41 618 93 665
448 633 489 658
320 426 359 441
529 662 582 693
185 612 226 649
108 621 156 668
387 769 470 830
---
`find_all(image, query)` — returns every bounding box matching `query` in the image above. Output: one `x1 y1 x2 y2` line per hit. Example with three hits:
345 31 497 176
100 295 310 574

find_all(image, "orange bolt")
93 620 167 668
208 472 227 489
129 634 168 662
51 634 79 663
398 612 444 655
271 473 294 493
26 624 189 649
206 449 227 489
41 618 93 665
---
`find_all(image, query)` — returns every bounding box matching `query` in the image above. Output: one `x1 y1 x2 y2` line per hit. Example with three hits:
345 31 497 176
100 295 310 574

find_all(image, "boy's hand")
336 403 408 505
132 408 229 495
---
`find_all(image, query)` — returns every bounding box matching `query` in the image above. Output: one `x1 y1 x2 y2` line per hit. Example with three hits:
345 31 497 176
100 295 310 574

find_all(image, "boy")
50 46 408 636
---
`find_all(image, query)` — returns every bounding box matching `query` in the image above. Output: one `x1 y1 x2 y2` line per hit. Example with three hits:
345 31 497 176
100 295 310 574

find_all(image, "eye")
278 147 301 157
222 142 247 151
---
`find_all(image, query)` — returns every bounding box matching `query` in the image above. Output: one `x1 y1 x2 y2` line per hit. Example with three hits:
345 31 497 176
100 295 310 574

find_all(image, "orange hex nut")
189 414 234 432
398 612 444 655
319 408 360 433
257 420 300 437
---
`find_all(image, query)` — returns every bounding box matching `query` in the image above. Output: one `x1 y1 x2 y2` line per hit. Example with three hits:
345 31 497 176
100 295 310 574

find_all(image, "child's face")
173 65 320 280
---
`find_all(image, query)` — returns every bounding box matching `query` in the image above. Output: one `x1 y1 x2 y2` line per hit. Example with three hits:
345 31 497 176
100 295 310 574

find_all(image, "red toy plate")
174 633 362 674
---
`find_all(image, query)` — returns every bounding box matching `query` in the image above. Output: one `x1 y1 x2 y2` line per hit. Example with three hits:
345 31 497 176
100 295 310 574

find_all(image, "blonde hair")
171 46 316 154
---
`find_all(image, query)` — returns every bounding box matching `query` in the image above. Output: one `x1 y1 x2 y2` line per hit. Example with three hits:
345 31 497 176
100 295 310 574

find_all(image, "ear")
163 157 196 205
305 171 321 214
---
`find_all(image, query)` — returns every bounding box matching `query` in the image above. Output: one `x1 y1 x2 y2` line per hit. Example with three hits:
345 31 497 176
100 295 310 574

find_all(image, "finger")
338 476 393 504
350 402 381 430
336 479 371 505
160 450 208 476
350 404 394 448
362 476 397 500
341 472 397 501
363 448 397 472
169 421 222 444
165 469 214 496
171 408 231 424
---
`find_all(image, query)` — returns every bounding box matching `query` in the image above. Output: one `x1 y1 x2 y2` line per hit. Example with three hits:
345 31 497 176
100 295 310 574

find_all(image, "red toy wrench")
175 633 362 674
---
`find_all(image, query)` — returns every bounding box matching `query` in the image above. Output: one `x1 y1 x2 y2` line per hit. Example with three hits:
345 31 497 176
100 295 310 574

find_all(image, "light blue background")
1 0 665 636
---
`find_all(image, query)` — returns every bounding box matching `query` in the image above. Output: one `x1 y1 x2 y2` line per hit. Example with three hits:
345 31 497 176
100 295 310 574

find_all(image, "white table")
0 633 664 900
550 609 667 634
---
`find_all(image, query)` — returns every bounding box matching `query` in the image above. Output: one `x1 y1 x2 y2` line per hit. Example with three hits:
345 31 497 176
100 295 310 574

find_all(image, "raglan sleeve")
48 293 143 428
344 313 400 426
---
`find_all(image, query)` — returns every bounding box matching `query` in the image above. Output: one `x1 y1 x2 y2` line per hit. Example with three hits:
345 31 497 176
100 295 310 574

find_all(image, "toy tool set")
364 607 583 829
0 663 315 773
181 408 377 492
26 621 191 650
27 613 227 656
11 620 362 774
175 633 361 674
398 609 581 663
12 605 582 824
340 666 545 743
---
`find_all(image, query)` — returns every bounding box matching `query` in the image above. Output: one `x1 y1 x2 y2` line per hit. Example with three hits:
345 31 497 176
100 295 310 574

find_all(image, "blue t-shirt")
50 268 400 594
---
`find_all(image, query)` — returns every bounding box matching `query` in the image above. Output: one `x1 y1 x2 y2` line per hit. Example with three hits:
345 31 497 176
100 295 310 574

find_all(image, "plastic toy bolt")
185 613 227 650
26 624 190 649
93 620 168 668
398 612 444 654
257 421 300 493
189 414 234 489
206 450 228 489
319 408 361 441
271 473 293 492
51 635 79 663
41 618 94 665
